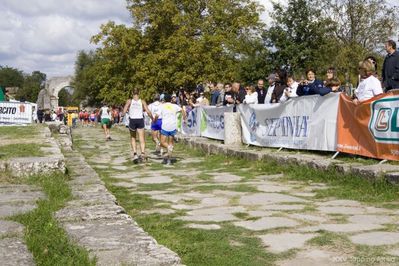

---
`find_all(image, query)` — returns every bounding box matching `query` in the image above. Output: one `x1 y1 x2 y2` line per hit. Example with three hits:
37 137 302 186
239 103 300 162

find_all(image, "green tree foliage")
86 0 264 103
72 50 104 106
317 0 397 52
0 66 24 88
263 0 337 75
16 71 46 102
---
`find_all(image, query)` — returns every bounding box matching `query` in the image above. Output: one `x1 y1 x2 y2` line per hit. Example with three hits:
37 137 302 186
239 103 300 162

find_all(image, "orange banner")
337 91 399 161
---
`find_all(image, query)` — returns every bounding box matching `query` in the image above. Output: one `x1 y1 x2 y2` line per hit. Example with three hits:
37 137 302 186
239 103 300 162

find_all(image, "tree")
72 50 104 106
16 71 46 102
317 0 398 52
88 0 265 103
263 0 337 75
0 66 24 88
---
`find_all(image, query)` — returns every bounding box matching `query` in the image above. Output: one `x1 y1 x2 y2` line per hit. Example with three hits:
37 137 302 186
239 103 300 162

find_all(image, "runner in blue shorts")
156 94 186 165
148 94 163 154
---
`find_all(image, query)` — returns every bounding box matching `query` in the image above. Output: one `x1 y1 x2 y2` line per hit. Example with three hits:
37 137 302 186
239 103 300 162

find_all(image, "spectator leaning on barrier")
210 82 220 106
354 59 383 103
324 67 337 85
243 85 258 104
223 83 234 106
255 79 266 104
296 69 324 96
319 78 342 96
264 74 276 104
279 74 298 102
235 82 246 104
382 40 399 91
271 69 287 103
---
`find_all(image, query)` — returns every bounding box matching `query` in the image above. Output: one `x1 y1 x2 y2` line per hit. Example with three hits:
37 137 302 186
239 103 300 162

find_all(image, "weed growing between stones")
11 173 95 266
0 125 40 139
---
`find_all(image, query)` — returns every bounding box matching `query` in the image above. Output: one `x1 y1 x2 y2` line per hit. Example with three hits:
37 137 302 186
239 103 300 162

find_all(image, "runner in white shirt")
122 89 153 163
148 93 163 154
99 103 112 140
156 94 186 165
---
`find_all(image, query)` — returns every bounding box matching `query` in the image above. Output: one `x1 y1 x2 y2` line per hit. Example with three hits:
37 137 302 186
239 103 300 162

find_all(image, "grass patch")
308 231 351 249
11 172 95 266
0 143 46 159
0 125 40 139
135 215 277 266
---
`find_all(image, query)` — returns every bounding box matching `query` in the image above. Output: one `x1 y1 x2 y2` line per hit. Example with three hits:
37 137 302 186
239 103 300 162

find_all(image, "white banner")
200 105 234 140
0 101 33 124
179 108 201 136
238 94 340 151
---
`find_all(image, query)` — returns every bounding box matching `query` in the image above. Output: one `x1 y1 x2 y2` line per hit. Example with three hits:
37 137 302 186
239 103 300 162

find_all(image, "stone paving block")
317 206 366 215
256 184 292 193
62 219 180 265
239 193 308 206
234 217 299 231
348 215 395 225
385 172 399 184
259 233 317 253
55 204 127 222
350 232 399 246
0 220 24 237
0 237 35 266
287 213 328 223
298 223 383 233
351 164 399 179
278 249 351 266
134 176 173 184
0 203 37 218
260 204 305 211
8 156 66 177
178 213 238 222
186 224 221 230
316 200 362 207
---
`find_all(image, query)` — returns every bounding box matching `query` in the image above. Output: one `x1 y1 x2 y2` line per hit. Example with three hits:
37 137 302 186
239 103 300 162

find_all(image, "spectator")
280 75 298 102
223 83 234 106
324 67 337 85
243 85 258 104
296 69 324 96
382 40 399 91
177 89 188 106
319 78 342 96
234 82 246 104
354 59 383 103
217 83 228 106
210 82 221 106
271 70 287 103
264 74 276 104
255 79 267 104
365 56 378 77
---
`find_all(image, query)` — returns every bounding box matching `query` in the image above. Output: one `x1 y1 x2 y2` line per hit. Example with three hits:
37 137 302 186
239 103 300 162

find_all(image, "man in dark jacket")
382 40 399 91
255 79 266 104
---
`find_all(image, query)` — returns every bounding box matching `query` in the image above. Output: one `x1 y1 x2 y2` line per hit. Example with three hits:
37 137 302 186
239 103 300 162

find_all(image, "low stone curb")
177 135 399 184
54 128 182 265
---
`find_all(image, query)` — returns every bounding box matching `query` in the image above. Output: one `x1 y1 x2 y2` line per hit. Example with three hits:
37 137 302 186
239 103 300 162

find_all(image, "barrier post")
224 112 242 146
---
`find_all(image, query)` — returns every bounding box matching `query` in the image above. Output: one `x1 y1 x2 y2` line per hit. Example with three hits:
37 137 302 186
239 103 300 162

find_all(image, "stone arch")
46 76 74 109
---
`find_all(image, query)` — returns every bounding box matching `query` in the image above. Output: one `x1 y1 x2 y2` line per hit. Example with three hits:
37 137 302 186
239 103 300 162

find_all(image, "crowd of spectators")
165 39 399 109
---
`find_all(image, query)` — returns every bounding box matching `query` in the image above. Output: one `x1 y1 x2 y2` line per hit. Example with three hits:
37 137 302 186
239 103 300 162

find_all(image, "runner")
99 103 112 140
122 89 153 163
148 93 163 154
157 94 186 165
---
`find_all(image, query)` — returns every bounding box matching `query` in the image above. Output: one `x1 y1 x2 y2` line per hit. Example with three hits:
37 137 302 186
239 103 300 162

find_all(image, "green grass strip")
12 172 95 266
0 143 46 159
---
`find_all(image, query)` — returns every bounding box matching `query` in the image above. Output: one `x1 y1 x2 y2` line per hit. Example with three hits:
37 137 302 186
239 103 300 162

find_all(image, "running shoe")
161 158 168 164
132 154 139 164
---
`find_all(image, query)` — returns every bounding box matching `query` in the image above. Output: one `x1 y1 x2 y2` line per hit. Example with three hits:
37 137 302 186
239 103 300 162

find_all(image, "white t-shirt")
149 101 162 119
160 102 182 131
243 92 258 104
280 81 299 103
100 106 111 119
264 85 274 104
355 76 383 102
128 99 143 119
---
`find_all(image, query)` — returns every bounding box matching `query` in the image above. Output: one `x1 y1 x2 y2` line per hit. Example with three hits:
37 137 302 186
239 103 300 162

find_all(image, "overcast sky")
0 0 280 78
